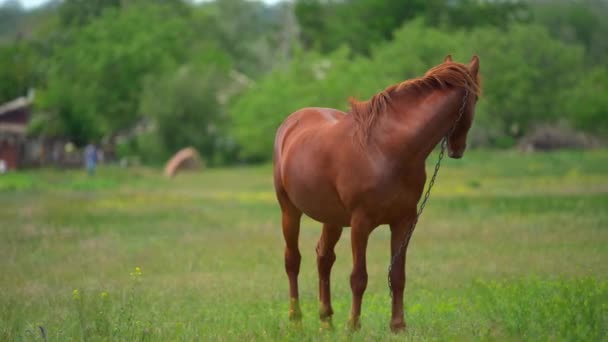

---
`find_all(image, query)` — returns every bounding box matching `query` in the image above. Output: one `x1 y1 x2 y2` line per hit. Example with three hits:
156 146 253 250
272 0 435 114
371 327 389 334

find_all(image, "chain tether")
388 87 469 297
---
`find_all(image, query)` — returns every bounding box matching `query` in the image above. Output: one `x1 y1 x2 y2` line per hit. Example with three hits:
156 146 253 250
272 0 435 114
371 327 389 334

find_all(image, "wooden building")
0 96 30 171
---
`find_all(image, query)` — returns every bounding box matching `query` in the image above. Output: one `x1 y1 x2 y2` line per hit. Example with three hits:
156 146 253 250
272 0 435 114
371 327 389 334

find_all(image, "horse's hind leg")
278 192 303 321
316 223 343 329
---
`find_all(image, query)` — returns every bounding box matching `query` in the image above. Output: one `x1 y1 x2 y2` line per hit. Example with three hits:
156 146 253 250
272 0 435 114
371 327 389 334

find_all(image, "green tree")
57 0 189 28
565 67 608 136
294 0 529 55
429 0 529 29
195 0 284 77
58 0 121 27
229 46 374 161
294 0 325 50
0 41 33 103
136 63 231 164
229 20 597 160
38 2 197 144
296 0 428 54
466 24 585 142
530 0 608 65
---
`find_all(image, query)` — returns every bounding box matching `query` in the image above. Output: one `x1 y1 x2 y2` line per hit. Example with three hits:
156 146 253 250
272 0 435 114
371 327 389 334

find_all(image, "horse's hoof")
347 316 361 331
319 304 333 319
289 299 302 321
390 320 406 333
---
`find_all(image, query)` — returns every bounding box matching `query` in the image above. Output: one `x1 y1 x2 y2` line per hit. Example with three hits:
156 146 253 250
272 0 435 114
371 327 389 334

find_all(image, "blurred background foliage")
1 0 606 164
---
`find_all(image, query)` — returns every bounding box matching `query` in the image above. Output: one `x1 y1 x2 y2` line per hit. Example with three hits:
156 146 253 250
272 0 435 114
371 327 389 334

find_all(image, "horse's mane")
349 62 481 143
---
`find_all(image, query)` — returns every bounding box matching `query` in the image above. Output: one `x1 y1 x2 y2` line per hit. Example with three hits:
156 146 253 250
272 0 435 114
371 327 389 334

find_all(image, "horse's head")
444 55 480 159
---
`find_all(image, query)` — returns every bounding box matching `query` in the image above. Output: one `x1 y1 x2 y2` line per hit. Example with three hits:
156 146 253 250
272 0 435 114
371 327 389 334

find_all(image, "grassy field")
1 150 607 341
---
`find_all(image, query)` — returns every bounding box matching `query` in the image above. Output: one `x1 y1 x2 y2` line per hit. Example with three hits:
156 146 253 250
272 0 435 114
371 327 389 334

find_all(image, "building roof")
0 97 31 117
0 96 31 135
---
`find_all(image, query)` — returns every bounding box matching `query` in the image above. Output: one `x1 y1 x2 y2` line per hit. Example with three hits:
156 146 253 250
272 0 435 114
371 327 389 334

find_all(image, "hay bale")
164 147 204 178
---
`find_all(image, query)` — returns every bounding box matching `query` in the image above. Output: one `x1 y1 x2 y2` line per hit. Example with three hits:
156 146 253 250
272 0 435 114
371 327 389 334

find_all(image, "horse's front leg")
348 215 374 331
388 214 416 332
316 223 343 330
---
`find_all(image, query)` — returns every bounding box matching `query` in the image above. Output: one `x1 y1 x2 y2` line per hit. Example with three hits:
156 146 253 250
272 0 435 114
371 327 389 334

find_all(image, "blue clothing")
84 144 97 175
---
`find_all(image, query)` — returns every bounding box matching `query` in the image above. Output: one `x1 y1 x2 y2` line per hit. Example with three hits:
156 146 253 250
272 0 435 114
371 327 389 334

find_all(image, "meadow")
1 150 607 341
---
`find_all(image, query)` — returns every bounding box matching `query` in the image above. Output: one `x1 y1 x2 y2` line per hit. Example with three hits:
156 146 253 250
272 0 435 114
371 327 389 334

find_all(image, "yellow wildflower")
130 266 143 281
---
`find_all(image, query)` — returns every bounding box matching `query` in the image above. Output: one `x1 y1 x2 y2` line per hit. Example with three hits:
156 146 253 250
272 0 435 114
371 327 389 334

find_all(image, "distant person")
84 143 97 176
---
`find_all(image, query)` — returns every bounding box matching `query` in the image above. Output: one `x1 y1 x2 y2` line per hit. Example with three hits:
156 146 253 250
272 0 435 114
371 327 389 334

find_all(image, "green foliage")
35 80 102 144
58 0 121 27
57 0 190 28
37 2 198 144
467 24 586 142
430 0 530 29
230 20 596 160
295 0 529 55
564 67 608 137
204 0 284 77
0 0 605 165
137 64 230 164
531 0 608 65
294 0 325 50
4 0 284 163
296 0 428 55
0 41 33 103
230 47 366 161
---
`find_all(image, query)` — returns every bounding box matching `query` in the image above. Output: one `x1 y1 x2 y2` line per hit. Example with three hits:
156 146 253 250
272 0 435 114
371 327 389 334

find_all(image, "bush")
136 64 229 165
564 67 608 137
229 21 597 161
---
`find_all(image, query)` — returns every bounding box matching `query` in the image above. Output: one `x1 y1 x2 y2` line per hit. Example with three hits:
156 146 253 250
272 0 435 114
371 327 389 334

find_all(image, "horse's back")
274 107 346 163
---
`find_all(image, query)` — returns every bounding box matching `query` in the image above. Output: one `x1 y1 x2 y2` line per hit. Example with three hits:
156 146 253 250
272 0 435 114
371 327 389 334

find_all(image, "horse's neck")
380 88 462 163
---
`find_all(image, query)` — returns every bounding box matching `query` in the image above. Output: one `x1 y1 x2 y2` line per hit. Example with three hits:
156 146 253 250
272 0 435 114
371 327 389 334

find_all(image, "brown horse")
273 55 481 331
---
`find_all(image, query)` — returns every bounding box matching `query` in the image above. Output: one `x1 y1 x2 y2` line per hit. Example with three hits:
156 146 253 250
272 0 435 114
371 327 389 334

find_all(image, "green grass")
1 150 607 341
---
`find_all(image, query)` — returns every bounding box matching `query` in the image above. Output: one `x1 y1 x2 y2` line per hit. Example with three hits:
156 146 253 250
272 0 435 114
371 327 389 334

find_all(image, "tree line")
1 0 606 164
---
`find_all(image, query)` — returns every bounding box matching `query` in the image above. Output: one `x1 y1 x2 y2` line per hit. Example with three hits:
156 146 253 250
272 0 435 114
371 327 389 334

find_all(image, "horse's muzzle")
448 150 463 159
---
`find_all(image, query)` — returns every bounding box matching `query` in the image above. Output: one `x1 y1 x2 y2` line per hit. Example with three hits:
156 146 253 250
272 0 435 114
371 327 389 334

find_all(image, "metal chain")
388 87 469 297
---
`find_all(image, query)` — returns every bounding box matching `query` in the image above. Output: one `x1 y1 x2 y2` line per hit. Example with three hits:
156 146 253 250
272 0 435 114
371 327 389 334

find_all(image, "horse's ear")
443 54 453 63
469 55 480 76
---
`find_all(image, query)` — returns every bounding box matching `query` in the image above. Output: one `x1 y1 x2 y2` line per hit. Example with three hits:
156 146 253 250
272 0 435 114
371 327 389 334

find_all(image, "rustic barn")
0 96 30 171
